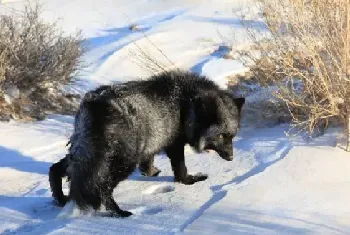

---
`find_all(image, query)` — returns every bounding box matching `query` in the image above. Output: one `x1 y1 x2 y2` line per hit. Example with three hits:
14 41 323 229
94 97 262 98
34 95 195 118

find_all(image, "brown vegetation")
0 4 85 121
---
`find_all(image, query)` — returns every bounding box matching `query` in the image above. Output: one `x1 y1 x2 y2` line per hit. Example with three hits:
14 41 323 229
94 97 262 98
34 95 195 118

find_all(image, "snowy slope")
1 0 350 235
1 0 261 89
184 129 350 235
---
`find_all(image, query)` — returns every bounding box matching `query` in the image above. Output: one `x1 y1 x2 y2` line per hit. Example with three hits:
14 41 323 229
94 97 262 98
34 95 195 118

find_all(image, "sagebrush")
239 0 350 138
0 4 85 120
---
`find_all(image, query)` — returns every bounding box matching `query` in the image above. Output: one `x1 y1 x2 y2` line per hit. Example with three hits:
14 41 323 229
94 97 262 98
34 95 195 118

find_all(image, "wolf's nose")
226 155 233 161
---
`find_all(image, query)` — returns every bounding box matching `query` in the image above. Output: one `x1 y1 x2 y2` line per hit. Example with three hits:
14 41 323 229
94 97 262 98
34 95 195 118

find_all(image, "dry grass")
240 0 350 137
0 4 85 120
127 35 180 76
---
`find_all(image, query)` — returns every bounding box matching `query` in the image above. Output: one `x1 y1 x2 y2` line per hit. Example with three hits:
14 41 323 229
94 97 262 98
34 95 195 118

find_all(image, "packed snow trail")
1 0 350 234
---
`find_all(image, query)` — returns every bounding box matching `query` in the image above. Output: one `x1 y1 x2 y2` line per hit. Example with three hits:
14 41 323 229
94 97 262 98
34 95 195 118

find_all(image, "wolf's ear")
233 97 245 113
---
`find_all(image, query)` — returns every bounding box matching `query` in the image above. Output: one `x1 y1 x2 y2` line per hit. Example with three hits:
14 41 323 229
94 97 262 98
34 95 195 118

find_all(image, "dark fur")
49 70 245 217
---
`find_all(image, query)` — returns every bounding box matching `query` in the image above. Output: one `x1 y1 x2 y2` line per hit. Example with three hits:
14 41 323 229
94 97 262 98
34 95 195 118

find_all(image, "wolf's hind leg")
49 155 70 207
101 162 136 217
103 195 132 218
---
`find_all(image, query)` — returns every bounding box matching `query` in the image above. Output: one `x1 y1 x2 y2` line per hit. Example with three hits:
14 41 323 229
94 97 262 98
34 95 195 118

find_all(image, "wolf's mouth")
204 149 233 161
221 155 233 161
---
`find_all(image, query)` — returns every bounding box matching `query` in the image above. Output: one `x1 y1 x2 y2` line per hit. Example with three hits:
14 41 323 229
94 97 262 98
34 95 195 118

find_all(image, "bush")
240 0 350 139
0 4 85 121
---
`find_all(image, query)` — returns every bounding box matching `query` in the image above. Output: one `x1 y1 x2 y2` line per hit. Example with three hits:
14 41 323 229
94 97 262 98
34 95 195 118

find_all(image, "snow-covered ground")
1 0 350 234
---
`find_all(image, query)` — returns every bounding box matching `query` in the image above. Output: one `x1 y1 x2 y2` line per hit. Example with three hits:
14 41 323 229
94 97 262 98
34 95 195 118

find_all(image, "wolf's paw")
111 210 133 218
177 173 208 185
52 195 69 207
140 166 161 177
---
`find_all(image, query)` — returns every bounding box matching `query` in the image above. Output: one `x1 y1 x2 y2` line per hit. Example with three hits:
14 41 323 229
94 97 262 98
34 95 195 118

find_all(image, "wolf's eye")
217 134 224 139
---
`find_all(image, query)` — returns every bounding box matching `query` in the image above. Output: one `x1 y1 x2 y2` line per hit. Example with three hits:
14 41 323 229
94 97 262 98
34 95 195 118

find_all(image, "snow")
1 0 350 234
201 58 247 89
2 121 350 235
1 0 261 90
184 128 350 235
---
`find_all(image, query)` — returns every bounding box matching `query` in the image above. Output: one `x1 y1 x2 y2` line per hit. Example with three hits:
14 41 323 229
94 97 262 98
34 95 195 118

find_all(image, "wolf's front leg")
166 141 208 185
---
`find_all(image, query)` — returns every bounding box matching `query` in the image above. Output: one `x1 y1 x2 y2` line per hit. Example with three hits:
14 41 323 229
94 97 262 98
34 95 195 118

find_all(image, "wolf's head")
185 91 245 161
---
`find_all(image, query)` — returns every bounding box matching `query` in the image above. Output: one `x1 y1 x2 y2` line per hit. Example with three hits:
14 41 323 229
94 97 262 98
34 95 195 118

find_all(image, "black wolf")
49 71 245 217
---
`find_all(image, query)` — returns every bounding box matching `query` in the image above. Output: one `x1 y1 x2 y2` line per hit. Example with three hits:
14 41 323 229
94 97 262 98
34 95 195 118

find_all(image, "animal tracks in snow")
131 206 163 215
142 184 175 195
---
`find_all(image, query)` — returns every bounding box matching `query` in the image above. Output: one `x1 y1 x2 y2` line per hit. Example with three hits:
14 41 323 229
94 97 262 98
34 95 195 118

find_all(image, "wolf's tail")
49 155 70 207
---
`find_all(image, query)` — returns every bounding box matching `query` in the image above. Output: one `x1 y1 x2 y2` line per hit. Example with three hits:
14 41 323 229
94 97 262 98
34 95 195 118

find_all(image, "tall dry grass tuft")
242 0 350 147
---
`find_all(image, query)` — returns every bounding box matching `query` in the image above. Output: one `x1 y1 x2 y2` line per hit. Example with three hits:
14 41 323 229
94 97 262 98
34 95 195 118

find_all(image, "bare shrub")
0 4 85 120
240 0 350 142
